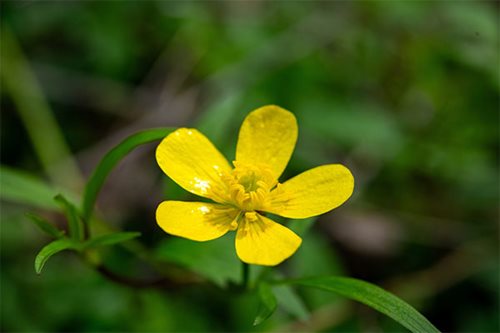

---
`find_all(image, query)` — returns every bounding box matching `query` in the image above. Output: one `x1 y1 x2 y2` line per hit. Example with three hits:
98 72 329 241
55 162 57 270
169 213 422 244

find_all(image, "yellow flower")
155 105 354 266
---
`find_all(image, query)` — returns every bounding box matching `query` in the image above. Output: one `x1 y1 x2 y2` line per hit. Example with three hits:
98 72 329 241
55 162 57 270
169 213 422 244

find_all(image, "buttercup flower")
156 105 354 266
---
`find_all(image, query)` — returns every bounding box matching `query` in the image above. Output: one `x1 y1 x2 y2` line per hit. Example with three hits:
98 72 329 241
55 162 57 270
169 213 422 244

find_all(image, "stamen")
244 212 258 222
208 161 281 212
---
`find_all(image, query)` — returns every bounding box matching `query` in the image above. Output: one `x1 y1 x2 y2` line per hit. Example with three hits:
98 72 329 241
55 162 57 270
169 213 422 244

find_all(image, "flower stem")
242 262 250 290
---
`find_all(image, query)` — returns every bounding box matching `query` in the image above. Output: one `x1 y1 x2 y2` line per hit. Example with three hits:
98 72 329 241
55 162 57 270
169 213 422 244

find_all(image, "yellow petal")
267 164 354 218
236 105 298 180
235 213 302 266
156 201 238 241
156 128 231 199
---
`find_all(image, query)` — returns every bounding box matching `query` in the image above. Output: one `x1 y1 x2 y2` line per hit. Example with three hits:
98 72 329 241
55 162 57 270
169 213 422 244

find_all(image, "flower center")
217 161 277 211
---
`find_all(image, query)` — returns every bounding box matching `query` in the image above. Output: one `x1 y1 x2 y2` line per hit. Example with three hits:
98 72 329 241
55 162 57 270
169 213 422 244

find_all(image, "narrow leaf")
254 282 278 326
273 285 309 321
35 238 79 274
0 166 58 210
82 128 174 222
286 276 440 333
83 232 141 249
54 194 83 241
25 213 64 238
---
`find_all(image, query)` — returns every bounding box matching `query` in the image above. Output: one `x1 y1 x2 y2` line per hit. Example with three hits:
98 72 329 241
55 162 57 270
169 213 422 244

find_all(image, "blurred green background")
1 1 498 332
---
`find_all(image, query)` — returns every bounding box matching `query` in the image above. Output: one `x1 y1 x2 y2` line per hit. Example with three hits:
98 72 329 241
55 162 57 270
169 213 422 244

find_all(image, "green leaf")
25 213 64 238
288 231 345 308
0 166 58 210
254 282 277 326
83 232 141 249
54 194 83 241
286 216 316 236
273 285 309 321
155 233 240 287
196 94 241 146
285 276 440 333
34 238 79 274
81 128 174 222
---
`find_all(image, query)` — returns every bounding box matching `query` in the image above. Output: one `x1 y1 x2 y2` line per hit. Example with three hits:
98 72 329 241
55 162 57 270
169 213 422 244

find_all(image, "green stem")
0 24 82 191
242 262 250 290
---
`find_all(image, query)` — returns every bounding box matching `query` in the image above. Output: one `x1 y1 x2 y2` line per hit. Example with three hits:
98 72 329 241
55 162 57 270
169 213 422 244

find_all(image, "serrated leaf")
286 276 440 333
83 232 141 249
54 194 83 241
253 282 277 326
0 166 58 210
82 128 174 222
35 238 79 274
25 213 64 238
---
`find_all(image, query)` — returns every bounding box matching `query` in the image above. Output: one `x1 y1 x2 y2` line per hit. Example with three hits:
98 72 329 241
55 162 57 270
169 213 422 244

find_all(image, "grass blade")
54 194 83 241
83 232 141 249
254 282 278 326
0 166 58 210
35 238 79 274
0 25 82 190
81 128 173 222
282 276 440 333
25 213 64 238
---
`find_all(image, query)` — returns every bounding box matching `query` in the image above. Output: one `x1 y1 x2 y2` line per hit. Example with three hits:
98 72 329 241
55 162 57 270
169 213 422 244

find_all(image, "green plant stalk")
0 25 82 191
242 262 250 290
